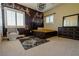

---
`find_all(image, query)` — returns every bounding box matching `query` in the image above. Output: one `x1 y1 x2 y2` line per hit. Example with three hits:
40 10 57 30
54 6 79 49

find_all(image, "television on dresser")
63 14 79 27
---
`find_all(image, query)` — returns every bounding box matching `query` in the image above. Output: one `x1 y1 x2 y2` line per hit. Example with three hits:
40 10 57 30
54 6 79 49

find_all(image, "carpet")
19 36 49 50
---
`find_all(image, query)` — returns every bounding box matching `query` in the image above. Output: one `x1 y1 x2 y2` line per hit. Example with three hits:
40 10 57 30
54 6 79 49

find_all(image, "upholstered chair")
7 28 19 41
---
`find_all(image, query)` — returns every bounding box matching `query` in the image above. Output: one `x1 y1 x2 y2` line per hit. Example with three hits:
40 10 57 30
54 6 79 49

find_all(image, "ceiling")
19 3 60 12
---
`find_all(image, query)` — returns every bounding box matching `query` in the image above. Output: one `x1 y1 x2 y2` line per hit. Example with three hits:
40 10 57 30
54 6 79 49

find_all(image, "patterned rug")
19 36 49 50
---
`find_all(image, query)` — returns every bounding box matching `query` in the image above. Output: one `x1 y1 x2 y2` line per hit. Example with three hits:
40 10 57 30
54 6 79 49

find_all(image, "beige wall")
44 3 79 31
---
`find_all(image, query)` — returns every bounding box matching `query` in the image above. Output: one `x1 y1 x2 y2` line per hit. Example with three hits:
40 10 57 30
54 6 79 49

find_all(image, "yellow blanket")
32 28 56 33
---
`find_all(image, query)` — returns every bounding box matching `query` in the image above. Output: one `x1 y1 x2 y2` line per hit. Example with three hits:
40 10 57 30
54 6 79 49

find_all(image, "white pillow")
38 27 43 30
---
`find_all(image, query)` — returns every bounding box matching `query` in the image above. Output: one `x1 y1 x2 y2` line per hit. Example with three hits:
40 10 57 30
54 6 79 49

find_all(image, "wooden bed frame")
32 29 57 39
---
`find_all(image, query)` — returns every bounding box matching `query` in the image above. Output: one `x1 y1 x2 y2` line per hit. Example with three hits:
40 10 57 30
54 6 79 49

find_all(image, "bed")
32 28 57 39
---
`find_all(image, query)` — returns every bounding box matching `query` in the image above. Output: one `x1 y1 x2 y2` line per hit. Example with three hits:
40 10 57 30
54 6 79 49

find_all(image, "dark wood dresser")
58 27 79 40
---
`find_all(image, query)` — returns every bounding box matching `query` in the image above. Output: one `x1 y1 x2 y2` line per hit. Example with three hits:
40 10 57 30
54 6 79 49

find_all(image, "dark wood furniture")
58 14 79 40
17 28 32 36
32 29 57 39
58 27 79 40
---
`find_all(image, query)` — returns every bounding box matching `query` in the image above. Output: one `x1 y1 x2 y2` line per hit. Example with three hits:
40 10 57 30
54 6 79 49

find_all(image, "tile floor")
0 36 79 56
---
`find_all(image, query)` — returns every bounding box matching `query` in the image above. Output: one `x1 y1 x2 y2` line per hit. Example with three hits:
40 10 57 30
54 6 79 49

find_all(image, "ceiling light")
37 3 46 11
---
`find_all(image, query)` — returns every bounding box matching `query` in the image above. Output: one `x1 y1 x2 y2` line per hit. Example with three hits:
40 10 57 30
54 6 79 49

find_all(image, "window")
46 15 54 23
6 10 16 26
4 7 25 28
0 6 2 34
16 12 25 27
0 7 2 27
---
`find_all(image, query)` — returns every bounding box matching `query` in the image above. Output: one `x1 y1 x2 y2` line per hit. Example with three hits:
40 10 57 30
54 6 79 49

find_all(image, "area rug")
19 36 49 50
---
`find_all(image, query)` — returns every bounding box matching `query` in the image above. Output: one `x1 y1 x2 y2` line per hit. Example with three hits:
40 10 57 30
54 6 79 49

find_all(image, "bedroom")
0 3 79 56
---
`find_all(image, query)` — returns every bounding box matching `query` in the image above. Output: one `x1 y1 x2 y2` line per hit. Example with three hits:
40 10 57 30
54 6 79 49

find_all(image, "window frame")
0 5 3 35
16 10 25 28
45 14 54 24
4 7 16 28
4 7 25 28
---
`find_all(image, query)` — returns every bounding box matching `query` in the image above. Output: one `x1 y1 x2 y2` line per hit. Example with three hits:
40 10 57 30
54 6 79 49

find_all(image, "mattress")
32 28 56 33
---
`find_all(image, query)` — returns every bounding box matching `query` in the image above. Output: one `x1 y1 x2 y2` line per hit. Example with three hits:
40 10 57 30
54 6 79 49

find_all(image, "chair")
7 28 19 41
